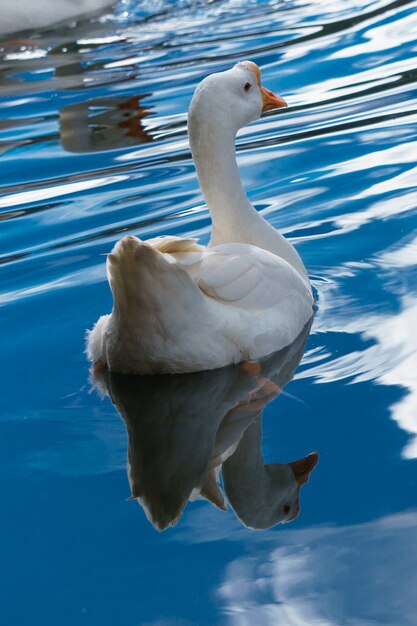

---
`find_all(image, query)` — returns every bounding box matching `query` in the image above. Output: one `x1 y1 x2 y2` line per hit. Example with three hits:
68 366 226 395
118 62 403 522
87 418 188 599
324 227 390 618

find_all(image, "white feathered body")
87 234 313 374
87 62 314 374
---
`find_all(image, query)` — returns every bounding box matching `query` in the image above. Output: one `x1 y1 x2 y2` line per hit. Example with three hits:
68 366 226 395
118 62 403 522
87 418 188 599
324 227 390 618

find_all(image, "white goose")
0 0 113 36
87 61 314 374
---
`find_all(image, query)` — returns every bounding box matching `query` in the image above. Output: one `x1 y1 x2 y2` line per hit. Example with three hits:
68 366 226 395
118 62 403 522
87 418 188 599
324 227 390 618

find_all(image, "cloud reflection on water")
218 510 417 625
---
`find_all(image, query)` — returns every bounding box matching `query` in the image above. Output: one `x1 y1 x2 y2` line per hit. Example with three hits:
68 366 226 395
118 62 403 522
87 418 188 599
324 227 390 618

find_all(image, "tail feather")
106 236 202 305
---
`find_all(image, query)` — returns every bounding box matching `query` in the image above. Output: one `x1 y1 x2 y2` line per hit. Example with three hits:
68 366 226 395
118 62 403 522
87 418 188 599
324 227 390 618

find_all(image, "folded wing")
197 243 312 311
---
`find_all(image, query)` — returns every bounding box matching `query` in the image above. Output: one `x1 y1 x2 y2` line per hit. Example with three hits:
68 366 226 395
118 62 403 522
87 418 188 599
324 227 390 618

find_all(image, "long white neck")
188 109 309 282
189 115 255 240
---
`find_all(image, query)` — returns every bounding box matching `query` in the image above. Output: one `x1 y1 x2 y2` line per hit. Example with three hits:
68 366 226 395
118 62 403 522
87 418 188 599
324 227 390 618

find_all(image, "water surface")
1 0 417 624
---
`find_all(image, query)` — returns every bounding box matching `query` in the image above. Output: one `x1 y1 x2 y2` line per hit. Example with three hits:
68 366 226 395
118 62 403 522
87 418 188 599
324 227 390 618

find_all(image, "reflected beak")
238 60 288 113
289 451 319 486
261 86 287 112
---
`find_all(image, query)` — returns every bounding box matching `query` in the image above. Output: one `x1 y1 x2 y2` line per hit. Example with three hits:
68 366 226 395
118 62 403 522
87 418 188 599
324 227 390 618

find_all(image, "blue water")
1 0 417 623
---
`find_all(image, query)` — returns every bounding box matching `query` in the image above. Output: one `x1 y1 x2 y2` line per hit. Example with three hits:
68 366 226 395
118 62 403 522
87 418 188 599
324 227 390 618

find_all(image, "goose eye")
244 82 251 92
283 504 291 515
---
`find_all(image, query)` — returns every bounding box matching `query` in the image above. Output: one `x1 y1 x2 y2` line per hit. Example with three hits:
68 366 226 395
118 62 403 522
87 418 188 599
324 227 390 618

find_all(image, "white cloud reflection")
0 176 128 209
329 9 417 59
218 511 417 626
303 289 417 459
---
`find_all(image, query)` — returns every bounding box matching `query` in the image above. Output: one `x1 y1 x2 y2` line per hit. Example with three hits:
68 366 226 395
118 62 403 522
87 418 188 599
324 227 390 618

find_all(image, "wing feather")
197 244 311 311
145 238 311 313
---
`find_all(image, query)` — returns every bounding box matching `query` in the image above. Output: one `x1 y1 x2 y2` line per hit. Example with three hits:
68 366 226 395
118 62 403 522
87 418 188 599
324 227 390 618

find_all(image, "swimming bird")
0 0 113 36
87 61 314 374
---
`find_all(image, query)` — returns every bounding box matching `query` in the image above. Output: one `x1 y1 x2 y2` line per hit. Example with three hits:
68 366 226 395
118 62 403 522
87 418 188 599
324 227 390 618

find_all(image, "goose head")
223 416 318 530
188 60 287 135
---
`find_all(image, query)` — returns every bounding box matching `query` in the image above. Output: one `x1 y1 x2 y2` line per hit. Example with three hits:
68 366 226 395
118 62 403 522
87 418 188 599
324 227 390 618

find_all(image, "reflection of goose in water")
59 96 152 153
92 322 318 531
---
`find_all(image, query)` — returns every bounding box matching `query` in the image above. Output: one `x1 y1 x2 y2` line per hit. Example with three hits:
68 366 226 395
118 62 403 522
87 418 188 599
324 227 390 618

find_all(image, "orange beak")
238 60 288 113
261 86 287 112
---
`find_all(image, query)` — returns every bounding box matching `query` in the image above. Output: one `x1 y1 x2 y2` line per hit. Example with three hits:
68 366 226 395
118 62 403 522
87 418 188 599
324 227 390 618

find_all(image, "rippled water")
1 0 417 624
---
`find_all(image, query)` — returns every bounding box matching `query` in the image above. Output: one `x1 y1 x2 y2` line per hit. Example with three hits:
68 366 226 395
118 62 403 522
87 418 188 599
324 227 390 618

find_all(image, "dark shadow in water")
59 95 153 153
92 322 318 531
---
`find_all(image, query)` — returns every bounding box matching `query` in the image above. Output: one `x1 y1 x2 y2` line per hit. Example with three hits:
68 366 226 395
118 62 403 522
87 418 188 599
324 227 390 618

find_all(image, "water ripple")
0 0 416 397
